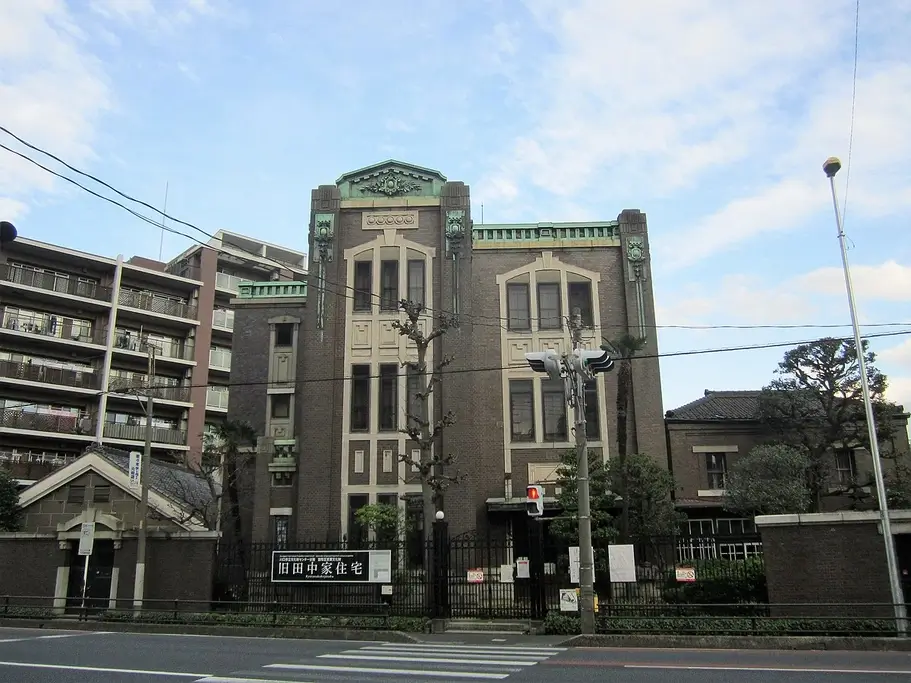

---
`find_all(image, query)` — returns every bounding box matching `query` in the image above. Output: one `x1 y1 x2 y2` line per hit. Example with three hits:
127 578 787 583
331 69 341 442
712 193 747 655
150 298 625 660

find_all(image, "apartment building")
0 230 306 484
228 160 667 545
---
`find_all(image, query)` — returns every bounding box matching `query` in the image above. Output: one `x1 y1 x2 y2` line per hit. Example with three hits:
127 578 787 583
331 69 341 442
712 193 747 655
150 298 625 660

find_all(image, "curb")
558 634 911 651
0 618 421 643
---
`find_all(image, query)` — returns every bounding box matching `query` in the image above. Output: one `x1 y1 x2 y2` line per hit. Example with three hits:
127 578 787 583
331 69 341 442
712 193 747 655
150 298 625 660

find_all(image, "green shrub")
100 610 429 633
662 557 767 610
0 606 56 619
543 610 897 637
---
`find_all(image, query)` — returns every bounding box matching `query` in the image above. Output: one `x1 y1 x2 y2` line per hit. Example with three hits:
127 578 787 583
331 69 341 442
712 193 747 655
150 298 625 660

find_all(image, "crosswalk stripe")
373 643 565 654
265 663 510 679
320 653 539 666
195 678 315 683
349 648 550 661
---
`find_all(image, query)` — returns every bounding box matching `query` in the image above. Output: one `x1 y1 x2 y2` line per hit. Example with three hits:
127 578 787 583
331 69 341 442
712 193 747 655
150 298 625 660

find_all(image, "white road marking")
373 643 566 654
266 663 510 679
196 678 316 683
0 632 111 643
0 660 208 677
320 653 539 666
350 647 550 661
625 664 911 675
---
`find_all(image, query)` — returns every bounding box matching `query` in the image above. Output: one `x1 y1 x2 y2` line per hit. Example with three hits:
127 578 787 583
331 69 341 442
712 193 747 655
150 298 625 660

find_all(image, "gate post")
528 520 546 619
432 514 450 620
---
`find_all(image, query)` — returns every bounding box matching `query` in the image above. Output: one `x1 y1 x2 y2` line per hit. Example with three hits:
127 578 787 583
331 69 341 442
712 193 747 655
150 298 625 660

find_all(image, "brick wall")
0 537 63 599
756 512 903 618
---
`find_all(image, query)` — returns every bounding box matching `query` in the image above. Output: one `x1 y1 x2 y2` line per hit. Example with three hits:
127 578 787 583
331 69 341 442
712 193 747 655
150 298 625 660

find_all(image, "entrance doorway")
895 534 911 605
65 539 116 614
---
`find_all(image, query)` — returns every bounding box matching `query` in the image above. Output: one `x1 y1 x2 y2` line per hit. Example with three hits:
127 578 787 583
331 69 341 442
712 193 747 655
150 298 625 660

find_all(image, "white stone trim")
270 507 293 516
755 510 911 529
692 445 739 453
696 489 724 497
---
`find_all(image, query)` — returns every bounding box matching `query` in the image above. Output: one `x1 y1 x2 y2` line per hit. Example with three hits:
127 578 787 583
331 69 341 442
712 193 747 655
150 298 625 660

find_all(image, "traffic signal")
526 484 544 517
524 350 564 381
570 349 615 378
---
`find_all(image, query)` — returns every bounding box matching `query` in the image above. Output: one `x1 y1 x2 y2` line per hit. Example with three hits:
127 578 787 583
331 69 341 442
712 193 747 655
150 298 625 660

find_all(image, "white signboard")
78 522 95 556
569 546 594 584
467 569 484 583
559 589 579 612
608 544 637 583
515 558 530 579
676 566 697 583
129 451 142 490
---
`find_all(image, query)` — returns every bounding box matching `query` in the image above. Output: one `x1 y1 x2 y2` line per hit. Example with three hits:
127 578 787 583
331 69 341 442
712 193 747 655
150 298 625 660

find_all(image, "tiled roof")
85 444 217 511
665 390 761 421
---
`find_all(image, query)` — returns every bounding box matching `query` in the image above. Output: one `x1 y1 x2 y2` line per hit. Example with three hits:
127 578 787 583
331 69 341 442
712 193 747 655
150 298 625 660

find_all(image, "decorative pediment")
495 250 603 285
336 160 447 199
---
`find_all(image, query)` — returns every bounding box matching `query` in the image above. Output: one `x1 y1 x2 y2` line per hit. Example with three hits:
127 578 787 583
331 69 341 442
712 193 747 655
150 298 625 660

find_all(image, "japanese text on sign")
270 550 391 583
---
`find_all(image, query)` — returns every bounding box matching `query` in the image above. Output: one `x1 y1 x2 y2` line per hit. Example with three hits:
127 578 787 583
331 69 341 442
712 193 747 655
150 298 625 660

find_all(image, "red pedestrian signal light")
526 484 544 517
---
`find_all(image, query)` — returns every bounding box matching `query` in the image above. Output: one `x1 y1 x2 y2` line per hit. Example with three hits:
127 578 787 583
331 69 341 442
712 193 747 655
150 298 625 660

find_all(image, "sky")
1 0 910 416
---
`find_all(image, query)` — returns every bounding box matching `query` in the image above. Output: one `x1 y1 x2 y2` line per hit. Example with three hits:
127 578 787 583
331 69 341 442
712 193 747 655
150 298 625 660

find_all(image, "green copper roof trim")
336 160 447 199
237 281 308 299
472 221 620 243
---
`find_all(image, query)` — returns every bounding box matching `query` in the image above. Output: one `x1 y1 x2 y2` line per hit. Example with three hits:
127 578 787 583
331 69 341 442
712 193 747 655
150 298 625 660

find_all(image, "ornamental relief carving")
362 211 419 230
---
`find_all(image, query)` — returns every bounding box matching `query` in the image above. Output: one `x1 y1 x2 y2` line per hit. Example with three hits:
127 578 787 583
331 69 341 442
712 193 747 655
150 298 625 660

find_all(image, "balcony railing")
113 329 195 362
0 409 94 435
215 272 248 292
212 309 234 331
107 376 191 403
0 449 78 466
118 290 198 320
209 348 232 370
1 264 112 302
237 281 308 299
206 387 230 410
2 313 104 345
103 421 187 446
0 359 99 390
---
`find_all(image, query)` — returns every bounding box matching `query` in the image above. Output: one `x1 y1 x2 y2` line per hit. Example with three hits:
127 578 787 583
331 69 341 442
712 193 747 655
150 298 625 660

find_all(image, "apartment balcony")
0 359 99 392
102 421 187 446
2 313 106 349
209 348 232 371
107 375 191 404
1 263 112 306
0 449 79 468
215 272 248 293
113 329 196 364
0 409 95 438
206 387 230 411
211 309 234 332
118 290 198 322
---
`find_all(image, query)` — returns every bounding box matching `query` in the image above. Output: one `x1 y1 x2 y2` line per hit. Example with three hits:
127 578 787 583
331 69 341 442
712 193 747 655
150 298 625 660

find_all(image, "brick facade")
666 390 911 525
229 161 667 543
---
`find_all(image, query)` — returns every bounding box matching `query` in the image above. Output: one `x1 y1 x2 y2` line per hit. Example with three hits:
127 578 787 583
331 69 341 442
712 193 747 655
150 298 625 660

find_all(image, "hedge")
543 611 898 637
662 557 768 610
100 610 430 632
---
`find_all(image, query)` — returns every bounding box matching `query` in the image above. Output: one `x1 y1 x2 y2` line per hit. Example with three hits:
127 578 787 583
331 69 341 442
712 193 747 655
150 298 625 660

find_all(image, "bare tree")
392 299 463 540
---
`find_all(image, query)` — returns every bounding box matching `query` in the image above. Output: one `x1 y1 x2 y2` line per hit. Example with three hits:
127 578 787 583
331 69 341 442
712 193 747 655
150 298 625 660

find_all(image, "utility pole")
525 309 613 635
133 343 156 615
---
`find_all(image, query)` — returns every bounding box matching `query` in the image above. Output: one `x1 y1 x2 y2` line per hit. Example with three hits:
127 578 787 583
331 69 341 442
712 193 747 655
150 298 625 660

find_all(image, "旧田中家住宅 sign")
270 549 392 584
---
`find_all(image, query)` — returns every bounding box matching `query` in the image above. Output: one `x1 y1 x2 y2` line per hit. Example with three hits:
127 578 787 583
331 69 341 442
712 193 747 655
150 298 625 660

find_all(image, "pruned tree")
601 333 647 542
611 453 685 538
0 468 23 532
355 502 415 547
392 300 463 540
722 444 813 516
759 337 899 511
156 421 257 545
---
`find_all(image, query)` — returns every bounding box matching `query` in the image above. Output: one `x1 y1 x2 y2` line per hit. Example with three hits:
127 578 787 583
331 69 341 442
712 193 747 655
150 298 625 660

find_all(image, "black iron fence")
212 529 768 621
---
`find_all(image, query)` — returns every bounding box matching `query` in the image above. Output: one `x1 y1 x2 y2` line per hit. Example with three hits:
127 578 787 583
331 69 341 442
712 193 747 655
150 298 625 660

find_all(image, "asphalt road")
1 626 911 682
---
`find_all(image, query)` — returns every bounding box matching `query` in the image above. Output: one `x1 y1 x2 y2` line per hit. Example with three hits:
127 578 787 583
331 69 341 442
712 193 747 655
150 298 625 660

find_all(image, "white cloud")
482 0 911 267
0 0 112 217
90 0 218 33
880 339 911 408
658 260 911 326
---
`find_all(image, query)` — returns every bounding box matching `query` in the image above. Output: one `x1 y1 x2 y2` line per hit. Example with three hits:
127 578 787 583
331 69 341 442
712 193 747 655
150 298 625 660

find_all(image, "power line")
3 328 909 406
2 127 907 335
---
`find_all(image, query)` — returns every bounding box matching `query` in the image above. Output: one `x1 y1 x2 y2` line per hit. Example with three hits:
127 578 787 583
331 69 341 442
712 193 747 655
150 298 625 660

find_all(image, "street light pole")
823 156 907 635
133 343 156 615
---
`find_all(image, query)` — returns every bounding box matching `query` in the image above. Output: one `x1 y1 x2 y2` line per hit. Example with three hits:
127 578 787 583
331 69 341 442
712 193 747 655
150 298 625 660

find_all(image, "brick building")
228 160 667 545
665 389 911 536
0 231 305 486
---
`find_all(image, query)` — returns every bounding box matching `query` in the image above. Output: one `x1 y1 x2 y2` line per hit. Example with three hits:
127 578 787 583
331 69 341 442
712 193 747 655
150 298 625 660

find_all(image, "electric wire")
2 127 907 334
